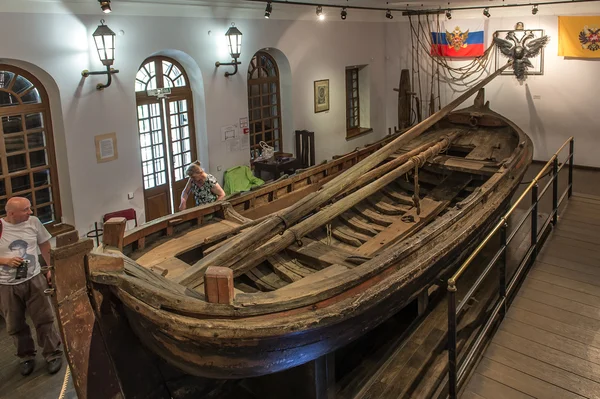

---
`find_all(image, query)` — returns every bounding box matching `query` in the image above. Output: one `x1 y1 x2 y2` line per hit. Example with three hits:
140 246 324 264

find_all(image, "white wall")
0 6 389 235
385 3 600 168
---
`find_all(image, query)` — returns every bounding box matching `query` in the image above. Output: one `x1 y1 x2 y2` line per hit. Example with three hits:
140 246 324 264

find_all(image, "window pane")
21 88 41 104
11 174 30 192
0 71 15 89
37 204 53 223
5 134 25 153
35 187 52 204
0 92 19 107
2 115 22 133
27 132 45 149
7 153 27 173
0 179 5 196
33 170 50 187
30 149 47 168
13 75 33 95
25 113 43 130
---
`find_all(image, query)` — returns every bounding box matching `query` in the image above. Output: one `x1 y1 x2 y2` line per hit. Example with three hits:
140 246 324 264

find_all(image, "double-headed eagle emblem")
494 22 550 81
446 27 469 51
579 25 600 51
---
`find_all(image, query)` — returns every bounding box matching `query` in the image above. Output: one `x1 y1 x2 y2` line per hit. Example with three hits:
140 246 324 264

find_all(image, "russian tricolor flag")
431 20 487 57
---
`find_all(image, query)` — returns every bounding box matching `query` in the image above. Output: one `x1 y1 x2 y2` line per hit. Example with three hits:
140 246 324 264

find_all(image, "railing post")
499 222 508 317
568 139 574 198
552 157 559 226
447 281 458 399
531 183 539 261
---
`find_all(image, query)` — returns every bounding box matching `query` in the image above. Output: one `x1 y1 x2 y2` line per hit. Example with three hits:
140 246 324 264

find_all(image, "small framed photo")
314 79 330 113
95 132 118 163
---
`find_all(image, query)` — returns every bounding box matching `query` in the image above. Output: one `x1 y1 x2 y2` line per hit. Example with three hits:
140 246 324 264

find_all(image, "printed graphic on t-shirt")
8 239 37 278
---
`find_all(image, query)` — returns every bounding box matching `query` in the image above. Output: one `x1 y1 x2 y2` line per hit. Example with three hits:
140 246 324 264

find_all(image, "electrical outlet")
128 192 134 200
217 165 222 171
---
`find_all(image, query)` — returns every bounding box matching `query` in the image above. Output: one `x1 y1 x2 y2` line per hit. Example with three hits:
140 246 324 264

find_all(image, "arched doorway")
0 65 61 224
247 51 283 162
134 56 198 221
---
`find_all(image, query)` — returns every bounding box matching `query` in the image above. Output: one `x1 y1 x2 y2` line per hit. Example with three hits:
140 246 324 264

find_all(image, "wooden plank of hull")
135 219 241 268
150 257 190 279
338 211 383 235
267 253 305 282
246 264 288 291
355 198 445 257
286 238 363 269
352 203 396 226
277 264 349 292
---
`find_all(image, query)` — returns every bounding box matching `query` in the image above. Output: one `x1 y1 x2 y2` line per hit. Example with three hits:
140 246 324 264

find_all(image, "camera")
15 259 30 280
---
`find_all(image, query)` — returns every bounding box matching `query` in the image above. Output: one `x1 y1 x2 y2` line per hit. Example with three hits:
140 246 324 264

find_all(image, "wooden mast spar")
175 64 511 290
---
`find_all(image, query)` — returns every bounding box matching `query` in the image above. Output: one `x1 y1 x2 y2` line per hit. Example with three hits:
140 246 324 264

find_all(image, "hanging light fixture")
386 9 393 19
532 4 539 14
99 0 111 13
316 5 324 20
341 7 347 20
446 9 452 19
215 23 243 77
81 19 119 90
483 7 491 18
265 2 272 18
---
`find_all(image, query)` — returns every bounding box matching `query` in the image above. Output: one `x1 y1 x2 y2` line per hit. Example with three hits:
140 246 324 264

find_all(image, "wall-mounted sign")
95 132 118 163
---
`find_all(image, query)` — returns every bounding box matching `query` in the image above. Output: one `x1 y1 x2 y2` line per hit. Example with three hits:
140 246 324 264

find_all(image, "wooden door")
137 100 170 221
135 57 198 221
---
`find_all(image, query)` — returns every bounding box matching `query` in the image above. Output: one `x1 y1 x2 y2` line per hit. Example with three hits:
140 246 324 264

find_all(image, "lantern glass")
92 20 116 66
225 25 242 59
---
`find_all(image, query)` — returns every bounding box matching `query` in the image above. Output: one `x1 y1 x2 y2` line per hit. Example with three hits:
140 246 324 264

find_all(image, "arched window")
247 52 282 161
135 57 198 221
0 65 61 224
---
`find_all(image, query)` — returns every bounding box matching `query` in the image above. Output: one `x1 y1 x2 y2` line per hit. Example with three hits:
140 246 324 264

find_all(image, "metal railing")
446 137 575 398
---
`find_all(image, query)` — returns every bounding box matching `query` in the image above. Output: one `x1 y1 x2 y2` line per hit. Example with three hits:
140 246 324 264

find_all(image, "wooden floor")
462 193 600 399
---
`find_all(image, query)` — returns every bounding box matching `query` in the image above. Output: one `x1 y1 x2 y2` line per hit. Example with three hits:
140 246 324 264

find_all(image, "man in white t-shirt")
0 197 62 376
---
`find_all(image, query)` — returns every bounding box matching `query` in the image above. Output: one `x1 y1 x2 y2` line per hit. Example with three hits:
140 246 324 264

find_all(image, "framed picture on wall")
494 27 546 76
314 79 330 113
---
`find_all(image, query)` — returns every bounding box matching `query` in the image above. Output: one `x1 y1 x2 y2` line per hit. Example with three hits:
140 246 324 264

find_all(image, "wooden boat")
50 70 532 394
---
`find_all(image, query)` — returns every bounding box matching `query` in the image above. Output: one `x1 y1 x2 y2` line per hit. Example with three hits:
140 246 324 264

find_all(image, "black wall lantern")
82 19 120 90
215 23 243 77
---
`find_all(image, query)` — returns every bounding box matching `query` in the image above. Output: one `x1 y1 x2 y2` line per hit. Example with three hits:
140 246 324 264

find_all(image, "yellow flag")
558 16 600 58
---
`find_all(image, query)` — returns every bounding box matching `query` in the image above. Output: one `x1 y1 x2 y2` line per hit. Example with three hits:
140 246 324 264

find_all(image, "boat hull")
117 150 529 378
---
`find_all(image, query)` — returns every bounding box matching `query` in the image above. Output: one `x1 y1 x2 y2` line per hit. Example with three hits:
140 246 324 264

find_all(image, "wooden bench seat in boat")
136 218 242 272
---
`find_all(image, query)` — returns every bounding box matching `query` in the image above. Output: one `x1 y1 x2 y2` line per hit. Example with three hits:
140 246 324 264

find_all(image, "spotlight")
532 4 538 15
265 2 272 18
483 7 490 18
445 9 452 19
386 9 393 19
341 7 347 20
316 5 324 20
99 0 111 13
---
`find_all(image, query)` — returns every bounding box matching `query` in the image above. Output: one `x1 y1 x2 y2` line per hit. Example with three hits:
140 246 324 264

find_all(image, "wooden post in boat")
204 266 235 304
49 237 124 399
103 217 126 251
56 229 79 247
175 65 511 289
418 289 429 316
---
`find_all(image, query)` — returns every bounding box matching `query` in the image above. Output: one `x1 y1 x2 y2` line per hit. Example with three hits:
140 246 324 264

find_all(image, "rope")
58 366 71 399
274 214 289 234
289 228 303 247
